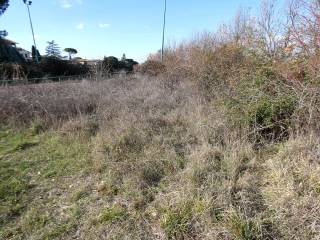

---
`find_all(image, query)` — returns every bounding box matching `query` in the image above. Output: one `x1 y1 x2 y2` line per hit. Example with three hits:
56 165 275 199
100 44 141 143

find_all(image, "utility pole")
161 0 167 62
23 0 38 63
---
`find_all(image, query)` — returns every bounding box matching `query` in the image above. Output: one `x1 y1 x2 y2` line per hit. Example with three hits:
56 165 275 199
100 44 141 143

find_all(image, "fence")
0 71 130 86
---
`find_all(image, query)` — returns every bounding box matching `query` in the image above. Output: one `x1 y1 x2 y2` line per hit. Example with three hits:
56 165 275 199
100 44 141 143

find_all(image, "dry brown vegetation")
1 0 320 239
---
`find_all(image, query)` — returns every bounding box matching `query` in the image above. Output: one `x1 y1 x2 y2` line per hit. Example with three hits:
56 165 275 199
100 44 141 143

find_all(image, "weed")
42 222 76 240
20 208 50 233
161 202 195 239
99 205 128 224
105 129 145 162
140 161 165 187
30 120 45 135
229 213 262 240
71 188 89 202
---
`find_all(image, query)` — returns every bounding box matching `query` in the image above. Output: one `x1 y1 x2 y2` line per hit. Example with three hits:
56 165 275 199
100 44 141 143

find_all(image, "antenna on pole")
23 0 39 63
161 0 167 62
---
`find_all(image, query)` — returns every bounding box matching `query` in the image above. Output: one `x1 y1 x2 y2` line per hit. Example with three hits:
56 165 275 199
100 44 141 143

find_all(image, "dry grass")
1 72 319 239
262 135 320 239
2 1 320 237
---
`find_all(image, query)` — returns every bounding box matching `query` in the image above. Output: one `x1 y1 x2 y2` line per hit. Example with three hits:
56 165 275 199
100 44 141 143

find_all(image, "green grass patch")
161 202 195 239
71 188 90 202
41 221 77 240
0 129 39 156
98 205 128 224
34 134 92 178
0 129 40 228
0 127 92 236
228 213 262 240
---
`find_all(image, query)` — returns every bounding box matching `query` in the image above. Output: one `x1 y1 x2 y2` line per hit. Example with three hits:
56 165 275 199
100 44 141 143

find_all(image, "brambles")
226 81 298 144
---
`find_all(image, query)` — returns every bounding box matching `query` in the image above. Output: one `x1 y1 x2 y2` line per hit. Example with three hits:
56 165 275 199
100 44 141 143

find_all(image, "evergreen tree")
64 48 78 60
32 45 41 62
0 0 9 16
45 40 61 58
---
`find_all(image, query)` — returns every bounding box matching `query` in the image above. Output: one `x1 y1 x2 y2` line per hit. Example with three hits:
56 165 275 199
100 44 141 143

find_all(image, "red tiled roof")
0 38 18 45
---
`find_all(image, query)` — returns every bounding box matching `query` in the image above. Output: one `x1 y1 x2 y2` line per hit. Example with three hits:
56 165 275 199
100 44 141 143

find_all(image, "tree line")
0 1 139 81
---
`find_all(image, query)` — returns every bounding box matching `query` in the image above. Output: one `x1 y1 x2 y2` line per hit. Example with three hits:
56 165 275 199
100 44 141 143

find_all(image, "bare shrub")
137 60 166 76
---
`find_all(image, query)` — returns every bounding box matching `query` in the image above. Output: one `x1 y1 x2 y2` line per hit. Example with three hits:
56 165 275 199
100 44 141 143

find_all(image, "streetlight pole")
23 0 38 63
161 0 167 62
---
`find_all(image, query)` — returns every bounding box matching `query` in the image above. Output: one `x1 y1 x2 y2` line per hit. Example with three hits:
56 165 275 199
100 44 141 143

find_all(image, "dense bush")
40 57 90 77
0 58 90 82
0 63 17 79
227 88 297 143
102 56 119 73
119 58 138 72
102 56 138 73
137 60 166 76
22 63 45 80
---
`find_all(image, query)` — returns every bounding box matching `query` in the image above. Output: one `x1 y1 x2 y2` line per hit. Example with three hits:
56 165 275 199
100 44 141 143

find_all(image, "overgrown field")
2 1 320 238
0 72 319 240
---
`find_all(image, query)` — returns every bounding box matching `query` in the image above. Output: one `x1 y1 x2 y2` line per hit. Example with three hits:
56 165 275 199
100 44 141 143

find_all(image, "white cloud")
98 23 111 29
59 0 82 9
76 23 84 30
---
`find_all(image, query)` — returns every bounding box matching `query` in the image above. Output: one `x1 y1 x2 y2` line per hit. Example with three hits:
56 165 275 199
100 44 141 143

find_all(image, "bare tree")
286 0 320 74
258 0 284 58
288 0 320 55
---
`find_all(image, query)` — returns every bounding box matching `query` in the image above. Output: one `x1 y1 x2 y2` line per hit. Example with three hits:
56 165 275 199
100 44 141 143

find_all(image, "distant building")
74 58 101 66
0 38 26 63
17 47 32 61
1 38 18 47
0 38 32 61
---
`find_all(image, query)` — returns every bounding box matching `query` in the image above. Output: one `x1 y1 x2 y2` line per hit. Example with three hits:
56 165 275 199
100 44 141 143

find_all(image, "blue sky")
1 0 267 62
